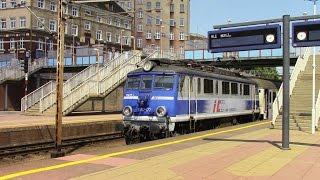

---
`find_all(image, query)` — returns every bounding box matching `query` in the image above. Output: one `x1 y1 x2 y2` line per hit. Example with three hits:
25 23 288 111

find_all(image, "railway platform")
1 120 320 179
0 112 123 148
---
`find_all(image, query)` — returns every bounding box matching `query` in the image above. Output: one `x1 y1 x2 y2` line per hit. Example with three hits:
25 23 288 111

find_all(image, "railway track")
0 132 123 157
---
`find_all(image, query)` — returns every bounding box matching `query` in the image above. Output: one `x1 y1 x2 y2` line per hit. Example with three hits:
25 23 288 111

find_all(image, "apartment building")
116 0 190 57
0 0 132 63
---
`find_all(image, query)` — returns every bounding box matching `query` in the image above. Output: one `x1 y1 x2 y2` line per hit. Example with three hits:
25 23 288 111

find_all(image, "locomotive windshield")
127 77 140 89
126 75 175 90
141 76 153 90
154 76 174 90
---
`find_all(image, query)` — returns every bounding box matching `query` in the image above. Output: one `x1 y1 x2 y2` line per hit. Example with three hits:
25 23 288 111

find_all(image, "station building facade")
0 0 132 65
116 0 190 57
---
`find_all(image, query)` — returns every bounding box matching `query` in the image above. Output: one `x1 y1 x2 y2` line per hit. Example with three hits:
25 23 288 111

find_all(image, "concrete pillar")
36 74 41 88
102 98 106 112
91 100 95 111
4 84 8 111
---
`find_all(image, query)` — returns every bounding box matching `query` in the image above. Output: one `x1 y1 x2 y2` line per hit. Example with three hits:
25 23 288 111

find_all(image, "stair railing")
272 48 311 125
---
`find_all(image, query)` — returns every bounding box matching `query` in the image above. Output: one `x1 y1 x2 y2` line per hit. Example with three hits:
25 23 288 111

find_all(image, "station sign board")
208 25 281 53
292 21 320 47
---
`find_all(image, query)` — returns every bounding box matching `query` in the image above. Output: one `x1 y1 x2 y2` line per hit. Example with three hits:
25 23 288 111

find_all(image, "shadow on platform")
203 138 320 149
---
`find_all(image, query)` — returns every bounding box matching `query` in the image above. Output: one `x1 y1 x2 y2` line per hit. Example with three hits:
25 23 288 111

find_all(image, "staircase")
22 50 164 116
272 48 320 132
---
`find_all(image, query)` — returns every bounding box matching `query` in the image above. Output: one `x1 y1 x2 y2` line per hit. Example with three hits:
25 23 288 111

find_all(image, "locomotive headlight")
297 32 307 41
266 34 275 43
143 61 155 72
123 106 133 117
156 106 167 117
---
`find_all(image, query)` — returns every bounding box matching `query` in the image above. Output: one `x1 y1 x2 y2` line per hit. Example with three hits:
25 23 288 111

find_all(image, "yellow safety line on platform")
0 121 269 180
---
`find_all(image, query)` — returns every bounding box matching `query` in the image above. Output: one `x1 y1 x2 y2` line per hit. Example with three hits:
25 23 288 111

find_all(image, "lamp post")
306 0 318 134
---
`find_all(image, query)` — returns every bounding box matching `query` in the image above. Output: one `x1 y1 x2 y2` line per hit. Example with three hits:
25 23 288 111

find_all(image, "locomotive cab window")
197 78 201 94
126 76 140 90
141 76 153 90
154 76 174 90
204 79 213 94
222 81 230 95
244 84 250 95
215 81 219 95
231 82 238 95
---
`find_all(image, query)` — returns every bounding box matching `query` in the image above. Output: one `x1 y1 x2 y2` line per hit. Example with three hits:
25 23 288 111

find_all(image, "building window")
37 18 45 29
10 17 16 29
84 21 91 30
127 2 132 10
0 18 6 29
155 31 160 40
10 0 16 7
180 46 184 55
19 37 25 49
10 38 15 50
137 0 143 5
96 30 102 40
170 46 174 53
170 19 175 26
48 40 53 50
170 4 174 12
155 16 161 25
124 21 130 29
155 2 161 9
147 16 152 25
180 18 184 26
137 38 142 48
180 3 185 13
71 24 78 36
179 32 185 40
146 31 152 39
146 2 151 10
97 16 102 23
84 9 92 16
137 24 143 32
50 1 56 11
115 34 120 43
106 32 112 42
0 38 4 50
37 0 44 9
37 38 43 50
71 7 78 17
107 17 112 25
124 36 129 45
49 20 56 31
138 10 143 18
116 19 121 27
19 17 26 28
0 0 6 9
170 32 174 40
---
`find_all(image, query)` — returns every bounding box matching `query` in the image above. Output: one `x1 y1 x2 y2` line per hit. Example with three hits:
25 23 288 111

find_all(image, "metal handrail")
272 48 311 125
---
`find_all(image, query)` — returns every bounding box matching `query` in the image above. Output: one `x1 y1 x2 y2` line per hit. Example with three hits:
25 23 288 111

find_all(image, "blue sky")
190 0 318 35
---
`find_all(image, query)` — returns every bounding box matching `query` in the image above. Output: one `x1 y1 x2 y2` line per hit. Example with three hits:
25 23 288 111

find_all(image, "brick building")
0 0 132 64
116 0 190 57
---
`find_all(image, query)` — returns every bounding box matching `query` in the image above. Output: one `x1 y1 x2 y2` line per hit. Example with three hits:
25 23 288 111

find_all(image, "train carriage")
122 60 273 144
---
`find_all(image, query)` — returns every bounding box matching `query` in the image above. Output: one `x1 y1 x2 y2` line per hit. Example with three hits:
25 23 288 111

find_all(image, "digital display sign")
292 21 320 47
208 25 281 53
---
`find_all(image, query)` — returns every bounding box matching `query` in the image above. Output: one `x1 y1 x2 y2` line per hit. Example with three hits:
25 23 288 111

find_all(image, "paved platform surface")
0 111 122 129
2 121 320 179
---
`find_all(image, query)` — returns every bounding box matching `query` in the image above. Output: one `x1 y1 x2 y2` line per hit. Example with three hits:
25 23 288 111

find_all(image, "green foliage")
253 67 280 80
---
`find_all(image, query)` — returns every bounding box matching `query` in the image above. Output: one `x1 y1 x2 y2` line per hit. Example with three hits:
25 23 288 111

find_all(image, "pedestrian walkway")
1 121 320 180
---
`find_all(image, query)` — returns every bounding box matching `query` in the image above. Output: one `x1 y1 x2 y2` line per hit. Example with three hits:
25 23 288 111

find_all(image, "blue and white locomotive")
122 60 262 144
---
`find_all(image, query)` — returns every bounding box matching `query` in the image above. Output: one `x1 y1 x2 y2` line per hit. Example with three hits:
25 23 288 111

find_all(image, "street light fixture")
306 0 318 134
